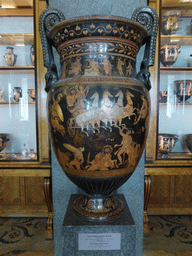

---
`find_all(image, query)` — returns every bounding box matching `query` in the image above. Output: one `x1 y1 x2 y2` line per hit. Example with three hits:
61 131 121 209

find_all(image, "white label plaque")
78 233 121 251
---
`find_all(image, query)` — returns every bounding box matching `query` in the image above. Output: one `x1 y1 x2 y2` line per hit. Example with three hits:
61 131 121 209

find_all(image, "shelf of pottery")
157 8 192 160
0 16 37 161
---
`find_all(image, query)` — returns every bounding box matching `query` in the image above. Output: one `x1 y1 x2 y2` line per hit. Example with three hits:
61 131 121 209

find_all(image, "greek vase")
39 7 158 219
0 134 9 153
4 47 17 66
13 87 22 102
30 45 35 66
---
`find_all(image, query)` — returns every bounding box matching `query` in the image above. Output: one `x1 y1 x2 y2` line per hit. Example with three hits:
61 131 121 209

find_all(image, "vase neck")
58 37 139 79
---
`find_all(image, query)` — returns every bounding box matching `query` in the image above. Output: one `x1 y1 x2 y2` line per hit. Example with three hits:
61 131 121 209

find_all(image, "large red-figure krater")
39 7 158 219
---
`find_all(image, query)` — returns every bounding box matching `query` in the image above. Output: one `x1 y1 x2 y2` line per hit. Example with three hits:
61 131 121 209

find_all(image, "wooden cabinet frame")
0 0 53 239
144 0 192 236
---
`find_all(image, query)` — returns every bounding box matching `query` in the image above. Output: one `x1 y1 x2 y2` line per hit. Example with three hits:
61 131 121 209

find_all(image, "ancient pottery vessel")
0 134 9 153
28 89 35 102
160 44 180 67
0 87 6 102
30 45 35 66
4 47 17 66
161 10 181 35
174 80 192 103
39 7 158 219
158 133 178 158
159 91 167 103
13 87 22 102
185 134 192 153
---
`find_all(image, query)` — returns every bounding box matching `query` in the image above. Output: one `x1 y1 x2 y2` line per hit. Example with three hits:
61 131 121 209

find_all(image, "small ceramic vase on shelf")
185 134 192 153
159 91 167 103
13 87 22 102
0 87 6 102
30 45 35 66
174 80 192 103
158 133 178 158
0 134 9 153
160 44 180 67
4 47 17 66
28 89 35 102
161 10 181 35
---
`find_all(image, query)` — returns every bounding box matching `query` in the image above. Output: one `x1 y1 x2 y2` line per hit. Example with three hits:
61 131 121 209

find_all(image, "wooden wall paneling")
25 177 47 205
148 175 171 205
1 177 20 205
174 175 192 204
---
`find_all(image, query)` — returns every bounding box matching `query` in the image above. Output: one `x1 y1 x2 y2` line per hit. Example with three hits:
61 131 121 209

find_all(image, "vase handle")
132 6 158 90
39 8 65 92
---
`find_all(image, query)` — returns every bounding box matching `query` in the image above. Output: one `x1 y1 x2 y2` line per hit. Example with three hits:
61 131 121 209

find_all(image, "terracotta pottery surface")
158 133 178 158
160 44 180 67
39 7 158 219
0 134 9 153
185 134 192 153
4 47 17 66
161 10 181 35
174 80 192 103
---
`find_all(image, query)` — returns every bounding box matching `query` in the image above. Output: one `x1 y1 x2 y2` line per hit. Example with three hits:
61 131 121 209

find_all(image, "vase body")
39 8 158 219
4 47 17 66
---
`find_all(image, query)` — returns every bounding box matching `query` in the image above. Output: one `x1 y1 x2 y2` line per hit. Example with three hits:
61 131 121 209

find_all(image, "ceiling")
0 0 33 8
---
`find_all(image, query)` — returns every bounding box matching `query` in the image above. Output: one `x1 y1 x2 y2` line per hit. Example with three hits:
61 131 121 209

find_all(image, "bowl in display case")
28 89 35 102
185 134 192 153
174 80 192 103
160 44 180 67
159 91 167 102
161 10 181 35
0 134 9 153
158 133 178 158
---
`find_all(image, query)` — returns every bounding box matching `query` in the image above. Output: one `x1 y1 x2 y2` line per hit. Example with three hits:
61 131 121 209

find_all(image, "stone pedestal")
62 194 136 256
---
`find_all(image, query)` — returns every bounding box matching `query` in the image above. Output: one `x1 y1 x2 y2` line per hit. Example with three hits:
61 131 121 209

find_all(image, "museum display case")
144 0 192 235
0 0 52 238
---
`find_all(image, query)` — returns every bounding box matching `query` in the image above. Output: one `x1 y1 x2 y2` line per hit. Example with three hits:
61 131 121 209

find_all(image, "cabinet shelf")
0 67 34 75
0 102 35 105
0 34 34 46
161 35 192 45
159 102 192 105
160 67 192 71
0 153 37 161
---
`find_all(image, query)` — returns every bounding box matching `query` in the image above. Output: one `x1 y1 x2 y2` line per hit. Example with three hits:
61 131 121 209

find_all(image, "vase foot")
73 195 124 220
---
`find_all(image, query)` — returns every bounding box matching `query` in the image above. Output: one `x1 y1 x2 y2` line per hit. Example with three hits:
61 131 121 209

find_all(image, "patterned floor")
0 216 192 255
144 215 192 251
0 218 53 254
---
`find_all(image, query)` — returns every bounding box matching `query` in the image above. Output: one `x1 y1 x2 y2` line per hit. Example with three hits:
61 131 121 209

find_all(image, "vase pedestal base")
73 195 124 220
62 194 136 256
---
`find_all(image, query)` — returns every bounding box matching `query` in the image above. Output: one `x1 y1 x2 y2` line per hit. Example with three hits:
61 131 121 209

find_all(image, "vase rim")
49 14 148 39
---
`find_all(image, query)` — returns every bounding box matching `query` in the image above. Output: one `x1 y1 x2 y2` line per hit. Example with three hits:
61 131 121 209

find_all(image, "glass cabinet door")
157 0 192 160
0 2 37 161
